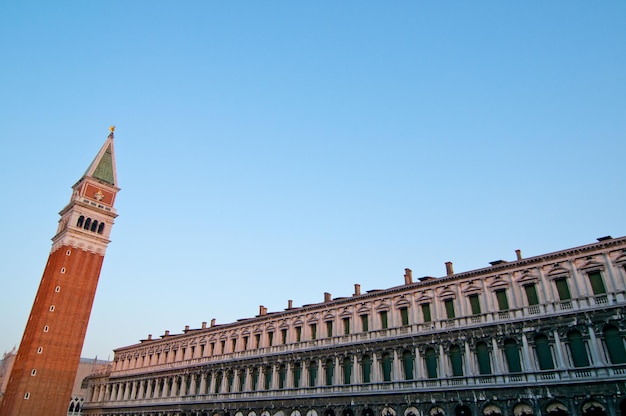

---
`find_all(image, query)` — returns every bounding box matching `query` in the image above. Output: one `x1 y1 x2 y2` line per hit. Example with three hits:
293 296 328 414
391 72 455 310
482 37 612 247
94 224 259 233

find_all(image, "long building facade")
84 236 626 416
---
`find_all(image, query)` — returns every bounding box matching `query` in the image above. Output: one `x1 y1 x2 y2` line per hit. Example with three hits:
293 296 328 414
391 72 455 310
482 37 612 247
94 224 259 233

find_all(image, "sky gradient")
1 2 625 359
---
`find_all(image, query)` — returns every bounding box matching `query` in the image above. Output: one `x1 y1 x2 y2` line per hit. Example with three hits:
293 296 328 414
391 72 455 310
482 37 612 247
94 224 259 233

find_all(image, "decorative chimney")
515 249 522 260
404 268 413 284
287 299 293 309
445 261 454 276
210 318 216 326
259 306 267 316
324 292 332 303
202 321 207 329
354 284 361 296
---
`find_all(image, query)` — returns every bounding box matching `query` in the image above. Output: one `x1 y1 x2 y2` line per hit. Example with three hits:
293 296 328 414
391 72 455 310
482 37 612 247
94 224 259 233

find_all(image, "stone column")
464 342 473 377
553 331 566 369
286 362 293 388
587 326 603 366
393 349 402 381
317 358 324 386
372 353 380 382
198 372 206 395
136 380 145 400
208 372 216 394
414 346 424 379
123 381 131 400
521 334 534 372
335 356 342 385
353 355 361 384
438 344 446 378
491 338 502 374
161 378 169 398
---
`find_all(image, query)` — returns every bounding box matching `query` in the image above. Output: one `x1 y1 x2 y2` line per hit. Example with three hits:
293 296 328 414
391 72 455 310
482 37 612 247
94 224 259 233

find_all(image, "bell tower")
1 128 120 416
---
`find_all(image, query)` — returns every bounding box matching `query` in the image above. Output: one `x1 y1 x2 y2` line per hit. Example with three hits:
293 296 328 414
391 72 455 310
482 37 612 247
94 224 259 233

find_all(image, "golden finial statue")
109 126 116 133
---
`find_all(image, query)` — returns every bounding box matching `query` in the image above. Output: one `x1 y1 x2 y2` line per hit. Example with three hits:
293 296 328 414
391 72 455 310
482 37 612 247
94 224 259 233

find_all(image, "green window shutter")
362 355 371 383
281 329 287 344
293 364 301 388
279 365 286 389
555 278 571 301
382 353 392 381
326 321 333 337
425 348 438 378
504 339 522 373
343 318 350 335
469 295 481 315
588 271 607 295
325 359 334 385
604 326 626 364
380 311 388 329
445 299 456 319
449 345 464 376
496 290 509 311
400 307 409 326
296 327 302 342
251 368 259 390
311 324 317 340
239 371 246 391
476 342 492 374
524 284 539 306
402 350 414 380
264 368 272 390
308 362 317 386
422 303 432 322
361 314 369 332
568 331 590 367
534 335 555 370
343 357 352 384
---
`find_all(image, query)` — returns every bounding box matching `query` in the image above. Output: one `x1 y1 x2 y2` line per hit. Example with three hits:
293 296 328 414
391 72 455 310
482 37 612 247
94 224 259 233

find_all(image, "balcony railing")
85 364 626 410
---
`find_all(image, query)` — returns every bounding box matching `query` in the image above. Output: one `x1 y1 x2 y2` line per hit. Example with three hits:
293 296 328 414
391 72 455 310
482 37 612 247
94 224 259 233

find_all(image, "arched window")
251 367 259 391
567 330 590 367
214 371 223 393
308 360 317 386
476 342 492 374
98 222 105 234
362 355 371 383
227 371 234 392
603 325 626 364
534 334 554 370
504 339 522 373
325 359 334 385
342 356 352 384
381 353 392 381
278 364 286 389
263 366 272 390
402 349 414 380
84 218 92 230
425 347 438 379
292 362 301 388
77 216 85 228
91 220 98 232
449 345 464 376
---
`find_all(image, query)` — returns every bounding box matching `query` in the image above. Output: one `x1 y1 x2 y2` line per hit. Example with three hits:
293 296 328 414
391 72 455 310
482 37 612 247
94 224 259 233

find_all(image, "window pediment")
437 286 456 300
461 281 482 295
545 263 570 276
516 269 539 284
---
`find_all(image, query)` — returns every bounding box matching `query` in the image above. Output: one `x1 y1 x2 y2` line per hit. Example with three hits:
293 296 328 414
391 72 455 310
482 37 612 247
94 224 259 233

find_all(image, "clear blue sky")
1 2 624 359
